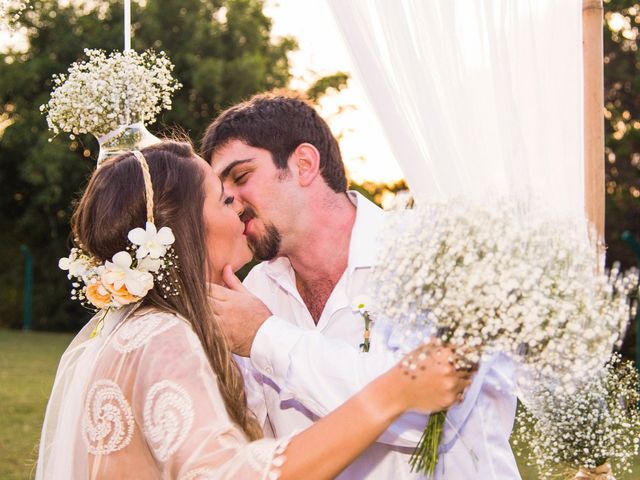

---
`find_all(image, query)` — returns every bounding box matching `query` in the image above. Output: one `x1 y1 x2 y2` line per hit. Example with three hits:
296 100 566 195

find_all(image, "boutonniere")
351 295 374 352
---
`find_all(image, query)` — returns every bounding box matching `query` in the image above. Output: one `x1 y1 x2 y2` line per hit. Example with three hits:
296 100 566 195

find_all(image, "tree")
603 0 640 269
0 0 296 329
601 0 640 361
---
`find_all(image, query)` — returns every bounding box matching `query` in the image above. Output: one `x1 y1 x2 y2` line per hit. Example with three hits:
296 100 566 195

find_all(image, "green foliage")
603 0 640 269
306 71 349 103
0 0 295 330
351 179 408 207
601 0 640 362
134 0 296 137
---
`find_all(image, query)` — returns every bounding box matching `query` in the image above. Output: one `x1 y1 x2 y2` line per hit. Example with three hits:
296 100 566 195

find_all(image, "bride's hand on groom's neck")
207 265 272 357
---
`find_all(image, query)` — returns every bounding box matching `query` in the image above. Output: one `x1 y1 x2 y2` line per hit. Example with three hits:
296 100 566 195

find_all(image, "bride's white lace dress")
36 307 290 479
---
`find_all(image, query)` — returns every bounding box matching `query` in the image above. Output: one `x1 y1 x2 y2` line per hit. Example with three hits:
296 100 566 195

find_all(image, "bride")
36 140 472 479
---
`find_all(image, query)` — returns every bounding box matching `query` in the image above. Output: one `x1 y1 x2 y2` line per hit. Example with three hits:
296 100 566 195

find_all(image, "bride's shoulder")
128 305 190 325
109 306 198 355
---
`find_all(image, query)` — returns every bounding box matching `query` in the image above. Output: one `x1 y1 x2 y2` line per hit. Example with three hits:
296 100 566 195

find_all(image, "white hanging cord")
124 0 131 51
124 0 132 125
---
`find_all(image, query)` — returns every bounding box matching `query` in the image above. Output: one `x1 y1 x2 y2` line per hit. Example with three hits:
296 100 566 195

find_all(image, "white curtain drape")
327 0 584 217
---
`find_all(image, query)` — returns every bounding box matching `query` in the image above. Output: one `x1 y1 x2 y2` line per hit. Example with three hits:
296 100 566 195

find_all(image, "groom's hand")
208 265 272 357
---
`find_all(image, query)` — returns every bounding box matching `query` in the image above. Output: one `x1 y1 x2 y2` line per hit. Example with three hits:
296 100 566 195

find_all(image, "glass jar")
96 121 160 166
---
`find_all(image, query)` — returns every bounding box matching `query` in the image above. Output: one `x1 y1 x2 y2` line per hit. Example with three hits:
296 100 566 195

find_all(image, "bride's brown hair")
71 140 263 440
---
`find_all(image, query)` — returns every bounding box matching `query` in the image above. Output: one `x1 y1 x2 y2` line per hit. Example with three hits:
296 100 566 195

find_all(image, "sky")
264 0 404 184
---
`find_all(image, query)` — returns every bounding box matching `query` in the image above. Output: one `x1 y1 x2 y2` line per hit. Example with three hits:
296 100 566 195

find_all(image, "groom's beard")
249 223 281 261
241 206 281 261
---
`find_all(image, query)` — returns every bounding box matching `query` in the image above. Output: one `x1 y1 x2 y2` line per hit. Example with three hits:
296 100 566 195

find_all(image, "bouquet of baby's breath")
513 354 640 479
41 48 181 138
372 198 638 476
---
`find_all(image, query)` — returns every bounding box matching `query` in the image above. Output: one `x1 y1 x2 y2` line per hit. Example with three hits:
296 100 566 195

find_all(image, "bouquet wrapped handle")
574 463 615 480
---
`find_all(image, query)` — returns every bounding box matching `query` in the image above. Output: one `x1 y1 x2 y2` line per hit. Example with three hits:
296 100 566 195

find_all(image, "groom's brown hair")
201 92 348 193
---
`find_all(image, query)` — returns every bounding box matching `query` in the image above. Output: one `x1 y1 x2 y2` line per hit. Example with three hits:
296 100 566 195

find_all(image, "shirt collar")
345 190 385 271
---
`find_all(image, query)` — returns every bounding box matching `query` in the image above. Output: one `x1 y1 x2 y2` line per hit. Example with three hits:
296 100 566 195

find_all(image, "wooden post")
582 0 605 241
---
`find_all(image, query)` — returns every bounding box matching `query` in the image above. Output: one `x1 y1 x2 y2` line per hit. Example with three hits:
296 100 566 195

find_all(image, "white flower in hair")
58 250 91 278
128 222 175 259
137 256 163 273
102 251 154 298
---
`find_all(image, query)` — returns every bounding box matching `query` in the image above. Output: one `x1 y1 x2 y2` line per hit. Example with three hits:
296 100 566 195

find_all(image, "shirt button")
265 366 273 375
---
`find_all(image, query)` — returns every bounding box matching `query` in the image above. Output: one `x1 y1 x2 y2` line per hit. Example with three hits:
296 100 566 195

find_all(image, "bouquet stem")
409 411 446 476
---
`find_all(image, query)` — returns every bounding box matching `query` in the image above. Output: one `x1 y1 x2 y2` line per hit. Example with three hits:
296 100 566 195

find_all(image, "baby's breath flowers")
513 354 640 479
41 48 181 138
371 198 638 476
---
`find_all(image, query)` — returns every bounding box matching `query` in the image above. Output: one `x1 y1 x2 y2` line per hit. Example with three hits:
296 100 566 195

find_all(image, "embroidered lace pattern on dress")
143 380 195 461
179 433 295 480
179 467 217 480
113 314 180 353
83 379 135 455
215 427 246 449
243 434 295 479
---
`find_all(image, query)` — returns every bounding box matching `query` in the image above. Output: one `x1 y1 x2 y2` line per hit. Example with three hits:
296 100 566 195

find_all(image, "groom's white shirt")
237 191 521 479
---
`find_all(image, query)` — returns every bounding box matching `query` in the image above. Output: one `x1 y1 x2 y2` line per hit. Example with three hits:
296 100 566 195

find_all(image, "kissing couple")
37 93 517 479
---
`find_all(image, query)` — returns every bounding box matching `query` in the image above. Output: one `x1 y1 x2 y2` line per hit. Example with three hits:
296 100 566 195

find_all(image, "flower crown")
60 151 179 311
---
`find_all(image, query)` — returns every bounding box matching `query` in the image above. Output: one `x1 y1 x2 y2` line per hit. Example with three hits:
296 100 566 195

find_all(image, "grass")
0 328 638 479
0 329 73 480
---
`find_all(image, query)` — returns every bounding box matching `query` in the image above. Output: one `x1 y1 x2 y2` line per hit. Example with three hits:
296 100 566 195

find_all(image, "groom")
202 93 520 479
